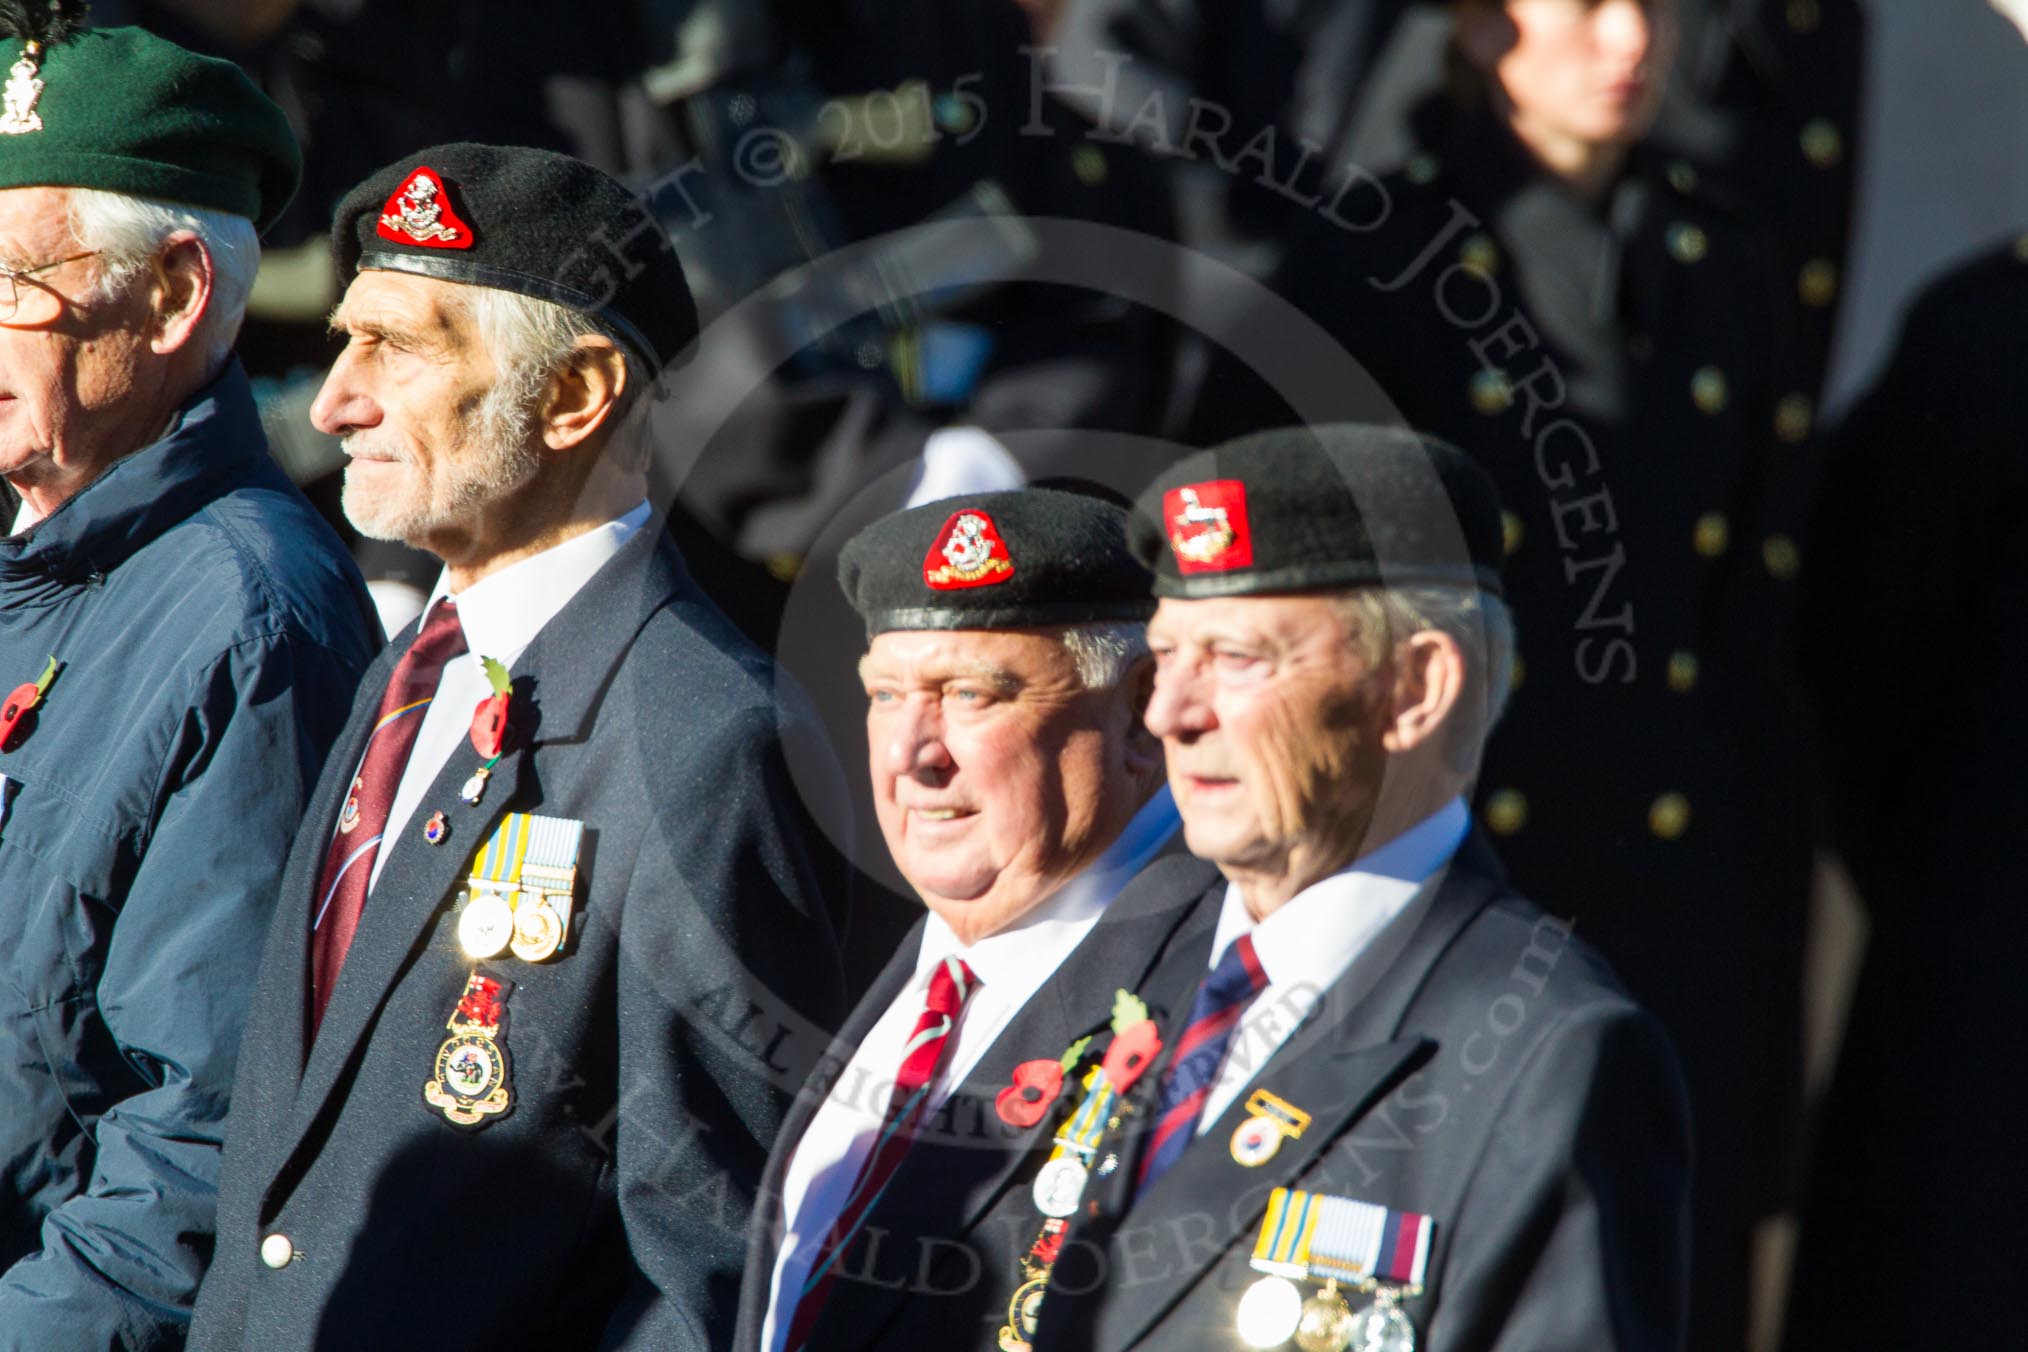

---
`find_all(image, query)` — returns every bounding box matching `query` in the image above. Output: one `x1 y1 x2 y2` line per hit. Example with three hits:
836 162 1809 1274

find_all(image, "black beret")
333 143 697 373
839 488 1156 636
1132 424 1506 599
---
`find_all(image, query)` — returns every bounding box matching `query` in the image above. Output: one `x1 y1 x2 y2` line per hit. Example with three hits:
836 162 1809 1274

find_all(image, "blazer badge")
424 970 516 1128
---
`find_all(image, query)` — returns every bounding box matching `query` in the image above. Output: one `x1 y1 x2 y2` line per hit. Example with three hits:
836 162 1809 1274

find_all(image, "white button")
260 1233 294 1269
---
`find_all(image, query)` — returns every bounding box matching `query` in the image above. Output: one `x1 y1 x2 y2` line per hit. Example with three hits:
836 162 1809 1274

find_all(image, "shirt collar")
425 501 651 661
1210 797 1470 990
918 784 1180 990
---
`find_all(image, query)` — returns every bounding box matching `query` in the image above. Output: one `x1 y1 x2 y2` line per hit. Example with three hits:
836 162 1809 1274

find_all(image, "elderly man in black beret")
0 9 380 1349
735 487 1214 1352
1028 426 1691 1352
189 144 851 1351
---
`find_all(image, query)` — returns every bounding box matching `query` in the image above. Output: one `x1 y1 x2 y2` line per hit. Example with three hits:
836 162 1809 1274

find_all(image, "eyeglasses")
0 250 100 327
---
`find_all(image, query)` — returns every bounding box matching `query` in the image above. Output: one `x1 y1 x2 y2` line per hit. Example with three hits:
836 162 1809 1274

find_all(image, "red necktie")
781 956 979 1352
309 598 468 1033
1135 932 1270 1195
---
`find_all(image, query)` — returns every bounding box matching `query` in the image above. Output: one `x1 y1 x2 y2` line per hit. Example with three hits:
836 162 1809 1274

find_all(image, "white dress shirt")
365 502 650 892
761 787 1179 1352
1195 798 1471 1132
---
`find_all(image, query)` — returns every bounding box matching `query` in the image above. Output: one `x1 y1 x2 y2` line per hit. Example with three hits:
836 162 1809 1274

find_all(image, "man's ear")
1122 653 1163 781
1382 629 1466 755
147 232 213 356
1454 1 1518 74
542 337 628 451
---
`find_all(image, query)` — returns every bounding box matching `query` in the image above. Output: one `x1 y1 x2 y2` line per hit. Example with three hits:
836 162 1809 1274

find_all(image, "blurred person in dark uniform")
1784 235 2028 1352
1190 3 1818 1345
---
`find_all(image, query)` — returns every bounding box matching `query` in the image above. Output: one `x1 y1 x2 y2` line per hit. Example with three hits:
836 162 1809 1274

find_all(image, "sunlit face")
0 186 163 499
1462 0 1675 150
861 628 1147 942
312 270 539 550
1144 596 1393 887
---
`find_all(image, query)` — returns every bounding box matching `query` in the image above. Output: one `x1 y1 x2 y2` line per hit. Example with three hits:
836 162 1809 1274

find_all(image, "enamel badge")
924 509 1015 590
1165 480 1254 573
423 971 515 1128
377 166 475 249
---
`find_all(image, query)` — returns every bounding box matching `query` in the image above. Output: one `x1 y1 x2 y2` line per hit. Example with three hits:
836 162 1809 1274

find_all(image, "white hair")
65 188 260 366
459 286 650 471
1056 621 1150 690
1337 585 1517 773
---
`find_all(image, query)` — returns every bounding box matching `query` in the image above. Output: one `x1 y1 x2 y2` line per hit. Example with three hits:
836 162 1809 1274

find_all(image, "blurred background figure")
1185 3 1822 1346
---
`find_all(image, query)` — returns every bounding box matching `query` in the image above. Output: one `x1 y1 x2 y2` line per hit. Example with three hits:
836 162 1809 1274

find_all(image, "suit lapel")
260 527 687 1202
812 857 1222 1348
1082 843 1505 1351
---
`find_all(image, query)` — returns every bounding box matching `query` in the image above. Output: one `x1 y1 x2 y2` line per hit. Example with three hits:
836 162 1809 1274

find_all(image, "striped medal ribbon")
1237 1187 1433 1351
457 812 584 962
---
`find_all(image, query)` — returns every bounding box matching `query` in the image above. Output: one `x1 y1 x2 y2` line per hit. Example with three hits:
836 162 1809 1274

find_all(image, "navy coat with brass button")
189 524 852 1351
1189 100 1819 1274
1030 836 1690 1352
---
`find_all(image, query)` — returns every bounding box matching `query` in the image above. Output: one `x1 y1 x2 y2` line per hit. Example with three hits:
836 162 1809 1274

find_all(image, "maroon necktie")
309 599 468 1033
780 957 979 1352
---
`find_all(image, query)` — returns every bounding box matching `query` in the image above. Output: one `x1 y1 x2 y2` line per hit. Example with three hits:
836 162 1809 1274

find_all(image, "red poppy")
1102 1019 1162 1094
995 1059 1066 1128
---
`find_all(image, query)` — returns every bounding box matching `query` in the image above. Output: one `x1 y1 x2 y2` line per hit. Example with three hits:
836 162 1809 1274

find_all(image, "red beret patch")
1165 480 1253 572
376 166 475 250
924 509 1016 590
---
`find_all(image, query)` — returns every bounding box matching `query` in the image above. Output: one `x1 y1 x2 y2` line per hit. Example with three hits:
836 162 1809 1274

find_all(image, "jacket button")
260 1233 295 1269
1485 789 1528 836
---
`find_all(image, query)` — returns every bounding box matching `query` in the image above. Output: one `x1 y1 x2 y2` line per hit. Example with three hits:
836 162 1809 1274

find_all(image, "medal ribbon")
1251 1188 1434 1288
472 812 533 887
1052 1066 1116 1158
520 814 584 881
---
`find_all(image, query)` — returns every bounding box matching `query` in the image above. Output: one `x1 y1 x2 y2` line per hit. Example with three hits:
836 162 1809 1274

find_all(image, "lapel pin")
424 810 449 846
1230 1088 1312 1168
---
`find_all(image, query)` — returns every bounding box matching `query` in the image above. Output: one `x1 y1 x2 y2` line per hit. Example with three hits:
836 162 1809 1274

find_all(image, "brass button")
1469 367 1513 415
1460 232 1499 275
1648 793 1692 840
261 1233 295 1269
1406 153 1440 185
1691 367 1729 414
1787 0 1821 32
1799 258 1839 307
1071 144 1109 187
1666 160 1698 194
1763 533 1801 580
1774 394 1814 444
1801 119 1843 169
1501 510 1524 556
1693 512 1730 558
1667 651 1699 694
1666 223 1708 264
1485 789 1528 836
1508 653 1525 692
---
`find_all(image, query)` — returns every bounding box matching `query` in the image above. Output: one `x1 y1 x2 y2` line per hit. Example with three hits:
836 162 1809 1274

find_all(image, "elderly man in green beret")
0 8 379 1349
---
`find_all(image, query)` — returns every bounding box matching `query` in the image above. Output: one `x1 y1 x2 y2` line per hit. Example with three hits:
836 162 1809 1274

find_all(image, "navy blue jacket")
190 523 851 1351
0 363 379 1349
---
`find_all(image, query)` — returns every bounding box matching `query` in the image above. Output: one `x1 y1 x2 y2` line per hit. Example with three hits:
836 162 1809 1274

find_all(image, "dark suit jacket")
734 854 1224 1352
1035 836 1691 1352
189 525 850 1351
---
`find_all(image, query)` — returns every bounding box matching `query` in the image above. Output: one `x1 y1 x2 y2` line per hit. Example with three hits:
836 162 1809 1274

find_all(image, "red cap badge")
924 509 1016 590
1164 480 1254 573
376 166 475 250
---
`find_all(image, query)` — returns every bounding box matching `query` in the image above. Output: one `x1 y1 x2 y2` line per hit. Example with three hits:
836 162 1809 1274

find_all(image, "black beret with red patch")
332 142 697 373
1131 424 1506 600
839 487 1155 637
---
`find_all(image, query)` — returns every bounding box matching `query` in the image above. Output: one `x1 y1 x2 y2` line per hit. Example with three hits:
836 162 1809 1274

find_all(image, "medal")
461 812 585 963
459 765 492 806
1245 1188 1432 1352
458 891 514 959
1030 1155 1089 1218
424 810 449 845
423 970 515 1127
1237 1276 1304 1349
1231 1088 1312 1167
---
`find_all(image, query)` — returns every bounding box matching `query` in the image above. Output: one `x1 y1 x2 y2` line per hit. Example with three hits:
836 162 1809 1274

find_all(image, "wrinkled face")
0 186 161 496
861 628 1144 941
1464 0 1675 149
313 270 539 550
1144 596 1393 884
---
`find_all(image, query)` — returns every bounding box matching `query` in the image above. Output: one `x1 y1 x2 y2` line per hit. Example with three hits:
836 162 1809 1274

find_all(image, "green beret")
0 24 300 231
1132 424 1507 600
839 487 1156 637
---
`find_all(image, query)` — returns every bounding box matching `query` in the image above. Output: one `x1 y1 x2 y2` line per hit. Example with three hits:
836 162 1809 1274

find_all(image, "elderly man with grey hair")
0 12 380 1352
734 486 1215 1352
